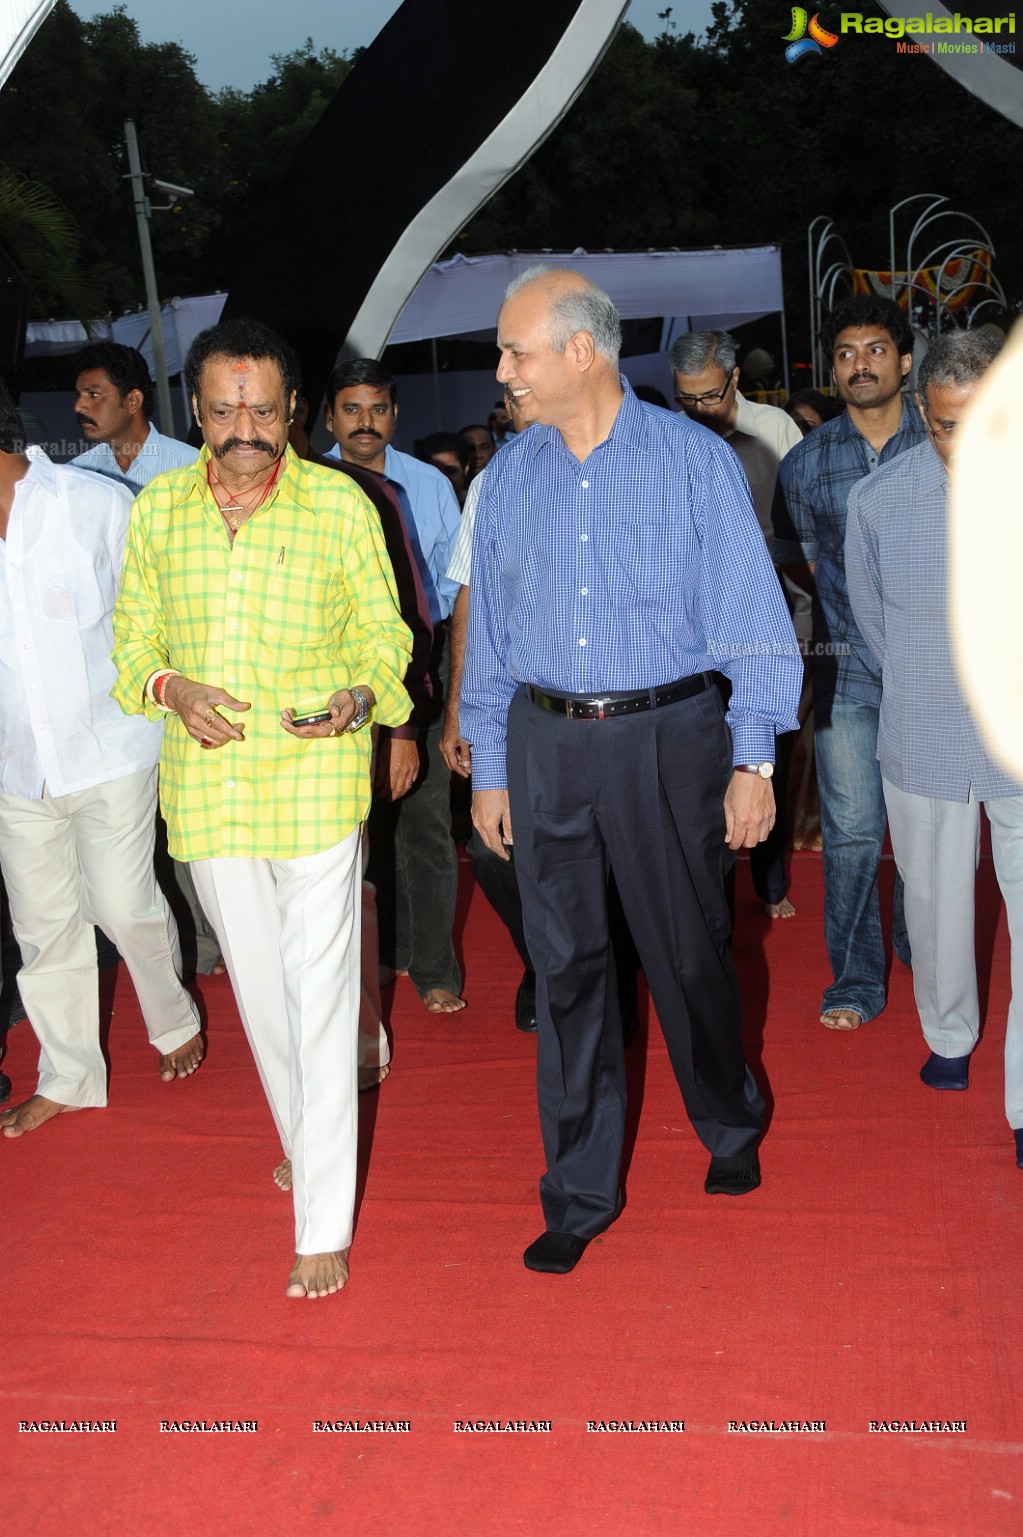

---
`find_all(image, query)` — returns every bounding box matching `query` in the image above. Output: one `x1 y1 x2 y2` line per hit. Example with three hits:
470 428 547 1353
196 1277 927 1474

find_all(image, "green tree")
0 164 102 322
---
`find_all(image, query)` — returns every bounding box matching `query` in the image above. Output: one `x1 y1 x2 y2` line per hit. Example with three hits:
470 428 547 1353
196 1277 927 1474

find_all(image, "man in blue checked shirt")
776 296 924 1033
461 266 802 1274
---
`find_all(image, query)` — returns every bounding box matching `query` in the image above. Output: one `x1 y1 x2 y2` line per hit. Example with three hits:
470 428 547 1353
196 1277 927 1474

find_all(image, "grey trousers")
883 778 1023 1127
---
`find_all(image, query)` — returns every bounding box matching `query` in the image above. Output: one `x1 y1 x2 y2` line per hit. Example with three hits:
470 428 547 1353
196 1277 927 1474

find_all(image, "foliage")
0 0 1019 344
0 164 102 322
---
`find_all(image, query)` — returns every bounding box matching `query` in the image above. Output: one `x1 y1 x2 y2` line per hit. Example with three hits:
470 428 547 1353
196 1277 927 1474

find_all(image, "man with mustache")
70 342 198 488
325 360 464 1015
776 296 926 1032
111 319 412 1299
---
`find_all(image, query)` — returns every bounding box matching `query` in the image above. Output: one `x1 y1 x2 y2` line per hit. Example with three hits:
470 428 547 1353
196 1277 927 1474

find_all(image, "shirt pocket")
40 556 110 624
253 555 333 650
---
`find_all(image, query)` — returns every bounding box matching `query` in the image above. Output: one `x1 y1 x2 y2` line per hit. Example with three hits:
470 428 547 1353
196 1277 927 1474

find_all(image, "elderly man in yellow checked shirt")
112 319 411 1300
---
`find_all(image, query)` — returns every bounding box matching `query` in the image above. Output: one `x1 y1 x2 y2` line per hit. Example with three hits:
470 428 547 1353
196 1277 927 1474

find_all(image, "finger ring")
204 710 216 726
329 722 338 736
200 737 213 749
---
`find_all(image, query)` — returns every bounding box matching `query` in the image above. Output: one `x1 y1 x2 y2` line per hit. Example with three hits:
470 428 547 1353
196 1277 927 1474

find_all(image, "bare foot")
159 1031 205 1082
359 1062 391 1092
273 1157 292 1191
210 957 227 976
422 988 467 1014
821 1008 863 1032
765 898 797 919
0 1095 78 1138
286 1249 350 1298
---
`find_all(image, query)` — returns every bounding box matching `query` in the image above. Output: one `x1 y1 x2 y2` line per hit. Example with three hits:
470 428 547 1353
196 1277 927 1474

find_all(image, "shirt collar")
835 393 921 445
730 390 756 438
24 444 57 493
191 443 312 515
522 376 640 460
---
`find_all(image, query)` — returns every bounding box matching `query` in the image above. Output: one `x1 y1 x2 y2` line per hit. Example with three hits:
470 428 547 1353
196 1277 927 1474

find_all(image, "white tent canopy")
386 246 786 350
0 0 53 93
25 294 228 375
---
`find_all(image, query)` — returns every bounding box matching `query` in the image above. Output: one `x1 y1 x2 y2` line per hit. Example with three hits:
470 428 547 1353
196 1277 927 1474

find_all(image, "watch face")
759 762 774 778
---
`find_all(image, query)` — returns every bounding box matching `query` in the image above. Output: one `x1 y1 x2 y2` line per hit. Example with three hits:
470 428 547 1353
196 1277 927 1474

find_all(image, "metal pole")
124 119 173 434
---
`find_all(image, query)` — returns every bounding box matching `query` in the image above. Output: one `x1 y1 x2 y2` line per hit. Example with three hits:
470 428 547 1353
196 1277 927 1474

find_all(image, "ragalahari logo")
783 8 840 62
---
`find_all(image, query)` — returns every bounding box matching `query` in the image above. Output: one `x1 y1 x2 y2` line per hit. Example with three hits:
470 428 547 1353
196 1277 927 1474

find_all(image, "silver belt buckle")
595 698 607 720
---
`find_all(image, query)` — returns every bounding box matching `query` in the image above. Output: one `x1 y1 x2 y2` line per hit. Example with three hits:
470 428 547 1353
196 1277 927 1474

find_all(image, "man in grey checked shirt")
846 329 1023 1166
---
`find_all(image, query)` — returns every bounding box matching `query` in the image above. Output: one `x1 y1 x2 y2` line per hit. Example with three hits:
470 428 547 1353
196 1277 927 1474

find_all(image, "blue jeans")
815 695 908 1021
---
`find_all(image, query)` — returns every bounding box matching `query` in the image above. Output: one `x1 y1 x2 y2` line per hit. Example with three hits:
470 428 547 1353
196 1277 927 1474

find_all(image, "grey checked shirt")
845 439 1022 802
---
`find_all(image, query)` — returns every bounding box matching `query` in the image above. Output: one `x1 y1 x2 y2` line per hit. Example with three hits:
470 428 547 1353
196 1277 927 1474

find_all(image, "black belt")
526 674 711 721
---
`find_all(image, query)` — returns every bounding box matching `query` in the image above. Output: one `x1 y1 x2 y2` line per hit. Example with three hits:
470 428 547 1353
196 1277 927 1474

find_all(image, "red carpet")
1 851 1020 1536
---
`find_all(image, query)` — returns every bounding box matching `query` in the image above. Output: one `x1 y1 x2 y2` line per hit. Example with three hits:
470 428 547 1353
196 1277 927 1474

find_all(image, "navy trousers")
507 684 764 1239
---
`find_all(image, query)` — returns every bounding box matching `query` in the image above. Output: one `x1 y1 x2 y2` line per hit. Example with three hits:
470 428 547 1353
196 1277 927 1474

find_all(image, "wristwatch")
735 762 774 779
345 687 372 733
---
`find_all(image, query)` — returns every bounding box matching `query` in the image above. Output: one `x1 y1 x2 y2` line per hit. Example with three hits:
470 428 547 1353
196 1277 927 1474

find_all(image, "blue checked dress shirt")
460 382 803 791
71 424 198 489
846 440 1023 802
775 397 927 707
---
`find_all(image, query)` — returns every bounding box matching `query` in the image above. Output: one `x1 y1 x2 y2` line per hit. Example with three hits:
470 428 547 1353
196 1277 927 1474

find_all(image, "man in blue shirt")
846 329 1023 1163
776 296 925 1032
462 266 802 1273
325 360 464 1013
70 342 198 488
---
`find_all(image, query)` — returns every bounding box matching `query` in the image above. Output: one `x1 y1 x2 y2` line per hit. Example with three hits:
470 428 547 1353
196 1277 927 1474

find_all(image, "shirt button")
227 676 236 684
581 480 590 489
580 533 588 542
579 637 587 647
580 587 589 596
230 621 238 630
226 780 235 788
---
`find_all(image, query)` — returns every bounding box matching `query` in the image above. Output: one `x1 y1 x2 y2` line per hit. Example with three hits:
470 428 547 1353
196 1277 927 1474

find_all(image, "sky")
65 0 718 93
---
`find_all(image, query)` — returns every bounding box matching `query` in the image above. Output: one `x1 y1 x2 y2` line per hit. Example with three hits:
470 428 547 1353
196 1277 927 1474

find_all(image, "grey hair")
505 264 622 364
669 329 739 377
916 328 1003 398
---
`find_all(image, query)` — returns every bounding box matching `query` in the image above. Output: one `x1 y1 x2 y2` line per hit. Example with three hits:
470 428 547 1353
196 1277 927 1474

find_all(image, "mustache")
849 372 878 384
76 414 97 428
213 437 276 458
348 427 382 439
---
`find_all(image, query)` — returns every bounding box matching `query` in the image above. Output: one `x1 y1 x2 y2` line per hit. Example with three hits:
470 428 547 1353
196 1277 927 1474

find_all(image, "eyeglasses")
921 406 959 440
673 371 736 408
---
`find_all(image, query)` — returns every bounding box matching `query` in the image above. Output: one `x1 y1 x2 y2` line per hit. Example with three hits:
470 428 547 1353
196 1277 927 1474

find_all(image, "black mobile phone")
290 709 332 727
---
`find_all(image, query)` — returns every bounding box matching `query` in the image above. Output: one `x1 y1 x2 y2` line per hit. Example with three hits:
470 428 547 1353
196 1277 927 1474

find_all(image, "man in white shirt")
70 342 198 488
671 329 805 920
0 377 202 1138
69 341 223 978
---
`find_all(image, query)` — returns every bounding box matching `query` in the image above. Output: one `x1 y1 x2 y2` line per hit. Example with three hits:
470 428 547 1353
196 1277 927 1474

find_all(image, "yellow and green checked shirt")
112 445 412 861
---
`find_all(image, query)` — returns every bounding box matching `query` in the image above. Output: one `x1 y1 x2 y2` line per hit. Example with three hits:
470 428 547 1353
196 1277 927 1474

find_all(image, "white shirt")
723 392 803 546
446 471 483 587
0 447 164 798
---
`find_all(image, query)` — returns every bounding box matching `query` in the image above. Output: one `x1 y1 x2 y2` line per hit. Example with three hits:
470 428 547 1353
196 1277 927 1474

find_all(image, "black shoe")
515 970 537 1033
0 1072 10 1105
523 1231 589 1273
705 1150 761 1195
920 1051 970 1091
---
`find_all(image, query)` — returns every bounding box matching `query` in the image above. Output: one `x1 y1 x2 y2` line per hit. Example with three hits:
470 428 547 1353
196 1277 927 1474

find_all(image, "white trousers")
190 828 362 1254
0 768 199 1107
883 779 1023 1127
